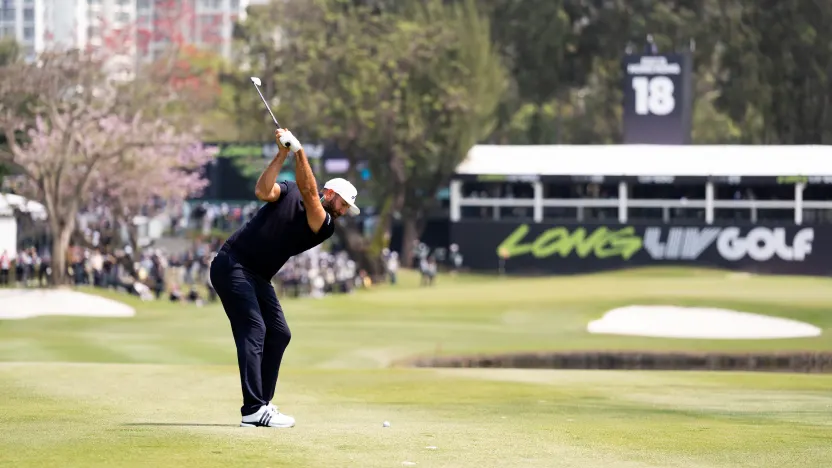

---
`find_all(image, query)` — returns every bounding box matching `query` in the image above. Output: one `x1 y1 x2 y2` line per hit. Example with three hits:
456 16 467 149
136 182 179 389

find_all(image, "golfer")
210 128 360 428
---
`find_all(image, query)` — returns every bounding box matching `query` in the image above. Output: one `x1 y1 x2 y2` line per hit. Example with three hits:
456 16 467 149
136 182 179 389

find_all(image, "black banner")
452 221 832 276
622 53 694 144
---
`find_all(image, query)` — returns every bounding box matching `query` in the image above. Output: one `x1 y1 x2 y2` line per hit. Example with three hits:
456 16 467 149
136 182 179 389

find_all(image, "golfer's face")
326 193 350 218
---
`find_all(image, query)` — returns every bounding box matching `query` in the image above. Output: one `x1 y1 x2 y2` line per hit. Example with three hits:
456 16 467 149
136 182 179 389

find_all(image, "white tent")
0 193 48 220
0 193 47 257
0 215 15 257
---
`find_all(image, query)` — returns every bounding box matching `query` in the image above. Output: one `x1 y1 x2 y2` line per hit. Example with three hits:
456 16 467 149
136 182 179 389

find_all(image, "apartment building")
0 0 252 64
0 0 45 61
137 0 249 62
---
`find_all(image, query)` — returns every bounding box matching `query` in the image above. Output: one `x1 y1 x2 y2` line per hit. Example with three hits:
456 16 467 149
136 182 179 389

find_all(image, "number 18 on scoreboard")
622 53 693 144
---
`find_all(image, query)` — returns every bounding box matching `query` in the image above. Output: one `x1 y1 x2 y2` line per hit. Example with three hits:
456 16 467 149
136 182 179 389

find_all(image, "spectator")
420 256 437 286
0 250 10 286
384 250 399 285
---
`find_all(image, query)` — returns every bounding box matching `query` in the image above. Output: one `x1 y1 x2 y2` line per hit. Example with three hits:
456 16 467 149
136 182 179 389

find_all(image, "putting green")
1 267 831 467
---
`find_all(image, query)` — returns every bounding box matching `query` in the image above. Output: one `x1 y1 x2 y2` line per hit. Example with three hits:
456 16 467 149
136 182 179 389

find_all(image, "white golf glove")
279 130 302 152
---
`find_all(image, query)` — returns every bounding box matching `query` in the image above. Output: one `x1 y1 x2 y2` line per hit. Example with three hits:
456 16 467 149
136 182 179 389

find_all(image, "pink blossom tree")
91 134 216 251
0 50 213 284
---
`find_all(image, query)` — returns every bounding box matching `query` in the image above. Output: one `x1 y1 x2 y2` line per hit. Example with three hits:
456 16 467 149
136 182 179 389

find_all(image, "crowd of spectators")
2 199 461 300
1 239 394 303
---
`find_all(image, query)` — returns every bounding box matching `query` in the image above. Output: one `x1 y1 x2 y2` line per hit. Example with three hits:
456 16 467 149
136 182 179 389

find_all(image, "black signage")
452 221 832 277
622 53 694 144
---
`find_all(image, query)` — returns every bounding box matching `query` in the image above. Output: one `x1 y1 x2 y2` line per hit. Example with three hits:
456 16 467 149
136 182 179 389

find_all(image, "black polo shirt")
222 181 336 280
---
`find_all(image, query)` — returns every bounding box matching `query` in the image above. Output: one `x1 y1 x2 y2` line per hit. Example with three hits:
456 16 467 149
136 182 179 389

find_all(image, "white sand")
587 305 821 340
0 289 135 320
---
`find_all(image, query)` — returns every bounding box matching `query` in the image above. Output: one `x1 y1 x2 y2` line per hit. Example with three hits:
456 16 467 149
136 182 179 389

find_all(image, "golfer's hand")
275 131 290 157
275 128 286 144
276 128 302 152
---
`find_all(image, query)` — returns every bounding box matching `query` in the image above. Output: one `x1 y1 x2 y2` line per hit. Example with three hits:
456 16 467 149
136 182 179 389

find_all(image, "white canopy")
455 145 832 177
0 193 48 220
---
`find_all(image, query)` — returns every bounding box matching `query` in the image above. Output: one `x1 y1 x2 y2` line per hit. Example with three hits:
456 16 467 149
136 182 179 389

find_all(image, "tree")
714 0 832 144
0 38 20 181
92 132 214 253
234 0 407 275
0 38 19 66
226 2 286 142
238 0 506 271
0 50 211 284
371 0 506 265
477 0 573 144
478 0 730 145
92 1 231 140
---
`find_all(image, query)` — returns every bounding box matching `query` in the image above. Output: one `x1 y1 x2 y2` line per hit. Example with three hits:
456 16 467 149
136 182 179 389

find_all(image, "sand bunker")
587 305 821 340
0 289 135 320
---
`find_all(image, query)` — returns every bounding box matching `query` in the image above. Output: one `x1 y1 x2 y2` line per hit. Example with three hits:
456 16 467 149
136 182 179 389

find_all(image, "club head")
250 76 262 87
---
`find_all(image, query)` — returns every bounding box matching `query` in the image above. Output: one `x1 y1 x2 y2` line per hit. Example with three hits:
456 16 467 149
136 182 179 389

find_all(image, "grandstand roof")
455 145 832 178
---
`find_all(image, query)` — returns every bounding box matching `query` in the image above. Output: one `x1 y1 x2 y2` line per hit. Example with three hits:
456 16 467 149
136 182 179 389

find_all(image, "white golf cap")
324 178 360 215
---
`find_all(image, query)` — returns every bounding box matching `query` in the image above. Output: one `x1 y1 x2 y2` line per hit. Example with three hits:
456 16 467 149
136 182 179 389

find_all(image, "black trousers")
209 250 292 416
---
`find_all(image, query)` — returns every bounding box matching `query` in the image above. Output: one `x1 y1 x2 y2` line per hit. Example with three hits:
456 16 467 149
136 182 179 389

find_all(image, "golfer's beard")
322 200 341 219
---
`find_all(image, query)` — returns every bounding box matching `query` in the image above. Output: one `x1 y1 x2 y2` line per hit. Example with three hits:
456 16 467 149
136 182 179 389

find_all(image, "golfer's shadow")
124 422 238 428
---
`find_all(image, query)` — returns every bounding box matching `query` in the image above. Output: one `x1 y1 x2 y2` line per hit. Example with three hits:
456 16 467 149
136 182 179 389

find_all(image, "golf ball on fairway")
383 421 390 427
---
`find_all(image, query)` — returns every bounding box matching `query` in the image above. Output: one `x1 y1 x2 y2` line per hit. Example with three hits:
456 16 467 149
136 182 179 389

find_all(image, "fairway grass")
1 267 831 467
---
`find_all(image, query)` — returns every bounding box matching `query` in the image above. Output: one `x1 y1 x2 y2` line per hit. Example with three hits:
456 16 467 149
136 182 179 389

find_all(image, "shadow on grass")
123 422 239 428
403 350 832 373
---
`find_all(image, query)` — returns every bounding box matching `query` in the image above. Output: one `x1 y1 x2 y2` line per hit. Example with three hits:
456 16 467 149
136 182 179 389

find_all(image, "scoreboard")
622 53 694 144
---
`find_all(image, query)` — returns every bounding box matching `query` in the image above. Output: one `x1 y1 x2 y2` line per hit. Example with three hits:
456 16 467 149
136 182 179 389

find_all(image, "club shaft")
253 83 281 128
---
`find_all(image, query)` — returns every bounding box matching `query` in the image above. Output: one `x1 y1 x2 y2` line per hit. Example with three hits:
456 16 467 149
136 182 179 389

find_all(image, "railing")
449 180 831 225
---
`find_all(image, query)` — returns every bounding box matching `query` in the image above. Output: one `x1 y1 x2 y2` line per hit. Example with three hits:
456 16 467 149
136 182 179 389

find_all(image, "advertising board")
452 221 831 276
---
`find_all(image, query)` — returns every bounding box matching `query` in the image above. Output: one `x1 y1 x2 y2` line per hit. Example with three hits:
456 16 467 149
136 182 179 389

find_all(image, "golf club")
250 76 281 129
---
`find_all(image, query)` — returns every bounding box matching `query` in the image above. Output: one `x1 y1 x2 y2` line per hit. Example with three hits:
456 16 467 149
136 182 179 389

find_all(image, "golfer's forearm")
254 152 288 198
293 148 320 204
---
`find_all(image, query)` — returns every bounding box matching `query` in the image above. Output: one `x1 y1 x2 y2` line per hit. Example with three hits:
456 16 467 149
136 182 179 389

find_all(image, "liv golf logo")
644 227 814 262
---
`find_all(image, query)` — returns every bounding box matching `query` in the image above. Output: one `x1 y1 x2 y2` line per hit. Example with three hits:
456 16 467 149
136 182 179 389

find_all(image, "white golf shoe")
240 404 295 428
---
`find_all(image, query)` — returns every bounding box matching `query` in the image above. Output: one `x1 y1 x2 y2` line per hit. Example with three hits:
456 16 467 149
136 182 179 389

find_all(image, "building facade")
0 0 251 63
0 0 45 61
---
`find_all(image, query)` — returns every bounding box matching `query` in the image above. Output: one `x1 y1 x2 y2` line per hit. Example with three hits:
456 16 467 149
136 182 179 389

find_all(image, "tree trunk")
120 216 141 255
50 223 73 286
367 194 397 257
332 220 385 280
400 214 423 270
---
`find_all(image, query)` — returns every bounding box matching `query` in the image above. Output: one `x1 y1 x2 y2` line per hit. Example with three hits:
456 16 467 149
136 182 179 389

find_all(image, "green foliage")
0 38 19 67
233 0 505 261
481 0 832 145
387 0 507 212
691 70 742 144
714 0 832 143
0 38 20 179
222 0 832 149
482 0 731 144
207 0 832 260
